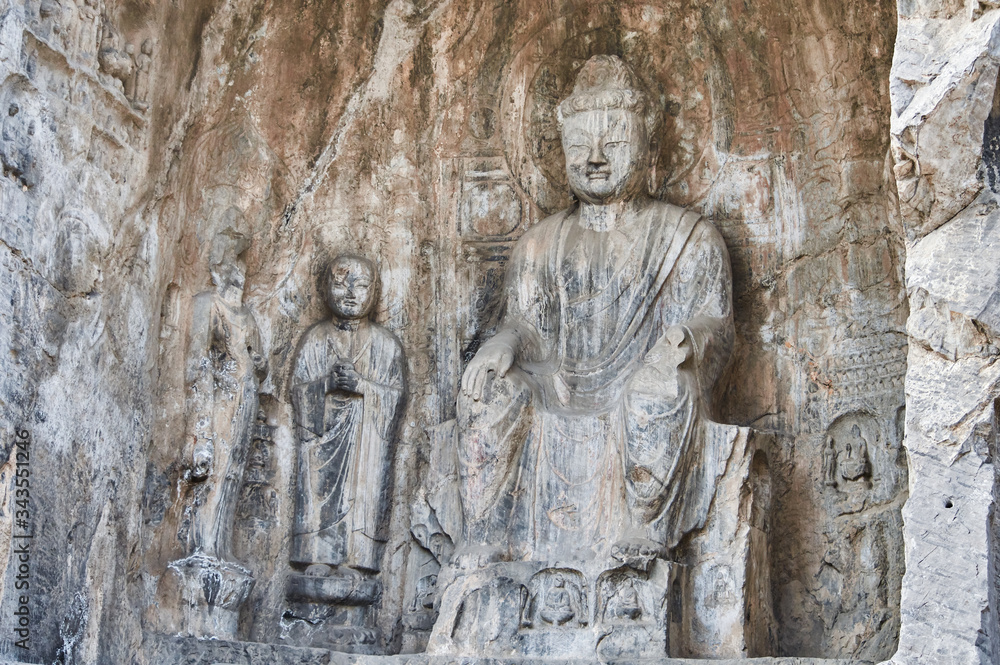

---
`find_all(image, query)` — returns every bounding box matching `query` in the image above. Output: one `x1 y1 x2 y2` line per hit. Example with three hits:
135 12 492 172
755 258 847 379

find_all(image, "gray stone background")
0 0 994 662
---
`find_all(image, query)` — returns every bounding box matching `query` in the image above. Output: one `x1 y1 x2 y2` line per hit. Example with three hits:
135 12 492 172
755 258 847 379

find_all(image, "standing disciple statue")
284 255 405 651
455 55 734 564
290 254 406 575
157 229 267 639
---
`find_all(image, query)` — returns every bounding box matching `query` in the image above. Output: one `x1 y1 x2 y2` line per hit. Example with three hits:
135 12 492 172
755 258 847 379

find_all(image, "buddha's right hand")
461 341 515 401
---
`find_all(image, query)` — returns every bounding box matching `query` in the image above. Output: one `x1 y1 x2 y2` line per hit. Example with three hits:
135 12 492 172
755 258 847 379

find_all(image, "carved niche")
818 411 907 659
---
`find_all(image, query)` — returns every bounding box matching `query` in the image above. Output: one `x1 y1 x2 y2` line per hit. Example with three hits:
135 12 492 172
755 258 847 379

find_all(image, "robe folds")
185 292 264 563
291 320 405 572
458 201 734 561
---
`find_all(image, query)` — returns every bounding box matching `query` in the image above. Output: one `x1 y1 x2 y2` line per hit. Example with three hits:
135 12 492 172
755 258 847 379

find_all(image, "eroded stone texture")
0 0 157 661
3 0 991 661
889 2 1000 663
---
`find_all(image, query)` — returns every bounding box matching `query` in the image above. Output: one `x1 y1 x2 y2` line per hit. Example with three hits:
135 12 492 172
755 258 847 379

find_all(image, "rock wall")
889 2 1000 663
0 0 992 662
0 0 161 661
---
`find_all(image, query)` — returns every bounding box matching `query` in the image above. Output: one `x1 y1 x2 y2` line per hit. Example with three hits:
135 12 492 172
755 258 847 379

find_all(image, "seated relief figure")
285 254 405 652
428 56 761 659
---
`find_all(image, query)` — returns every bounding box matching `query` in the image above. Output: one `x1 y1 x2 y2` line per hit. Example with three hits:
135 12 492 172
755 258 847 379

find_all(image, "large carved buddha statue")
428 56 769 659
457 54 733 562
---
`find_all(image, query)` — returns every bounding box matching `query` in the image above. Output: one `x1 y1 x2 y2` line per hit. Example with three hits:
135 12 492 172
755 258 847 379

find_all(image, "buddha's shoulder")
688 214 726 247
647 201 724 243
509 210 571 256
646 200 699 225
521 209 570 239
367 321 404 354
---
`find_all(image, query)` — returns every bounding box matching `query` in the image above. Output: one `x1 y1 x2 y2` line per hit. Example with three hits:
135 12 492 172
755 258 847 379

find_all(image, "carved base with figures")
425 423 773 659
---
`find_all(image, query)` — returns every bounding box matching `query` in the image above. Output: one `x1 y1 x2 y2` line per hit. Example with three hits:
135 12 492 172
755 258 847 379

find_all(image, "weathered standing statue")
157 229 267 639
285 254 406 652
131 38 153 112
428 56 771 659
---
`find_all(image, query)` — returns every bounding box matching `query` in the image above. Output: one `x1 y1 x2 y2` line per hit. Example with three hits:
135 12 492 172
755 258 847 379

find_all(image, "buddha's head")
208 226 249 298
322 254 378 321
557 56 661 205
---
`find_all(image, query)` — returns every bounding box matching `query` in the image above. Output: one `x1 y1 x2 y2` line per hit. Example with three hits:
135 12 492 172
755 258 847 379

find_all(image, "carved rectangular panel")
435 155 534 420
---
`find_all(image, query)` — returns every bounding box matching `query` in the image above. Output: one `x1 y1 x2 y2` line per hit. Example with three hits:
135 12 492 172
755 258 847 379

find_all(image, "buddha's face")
562 109 649 205
325 258 376 320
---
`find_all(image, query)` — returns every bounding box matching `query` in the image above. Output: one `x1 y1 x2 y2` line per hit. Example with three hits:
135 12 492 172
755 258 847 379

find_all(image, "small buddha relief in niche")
825 421 873 492
284 253 405 652
818 411 907 659
522 569 588 628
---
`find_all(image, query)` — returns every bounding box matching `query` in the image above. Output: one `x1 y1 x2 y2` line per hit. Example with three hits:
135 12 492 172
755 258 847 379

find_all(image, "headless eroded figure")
184 230 267 563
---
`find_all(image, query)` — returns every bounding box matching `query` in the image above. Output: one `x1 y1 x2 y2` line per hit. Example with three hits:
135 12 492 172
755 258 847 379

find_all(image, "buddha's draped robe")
291 320 405 572
458 202 733 560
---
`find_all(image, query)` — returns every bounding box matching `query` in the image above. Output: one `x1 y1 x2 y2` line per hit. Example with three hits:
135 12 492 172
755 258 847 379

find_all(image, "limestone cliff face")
0 0 992 661
890 3 1000 663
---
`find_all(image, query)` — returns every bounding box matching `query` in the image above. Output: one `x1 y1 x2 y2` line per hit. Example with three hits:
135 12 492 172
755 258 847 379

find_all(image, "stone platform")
144 634 868 665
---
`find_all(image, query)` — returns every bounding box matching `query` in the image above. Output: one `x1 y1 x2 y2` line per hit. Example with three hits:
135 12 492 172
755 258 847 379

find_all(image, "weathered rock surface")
0 0 993 662
888 3 1000 664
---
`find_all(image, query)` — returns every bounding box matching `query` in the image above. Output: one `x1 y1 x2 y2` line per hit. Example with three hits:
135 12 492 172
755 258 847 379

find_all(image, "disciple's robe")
458 201 734 561
291 320 405 572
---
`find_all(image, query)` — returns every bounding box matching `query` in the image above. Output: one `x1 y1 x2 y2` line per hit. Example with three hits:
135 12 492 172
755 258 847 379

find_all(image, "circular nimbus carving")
469 107 497 141
462 180 522 238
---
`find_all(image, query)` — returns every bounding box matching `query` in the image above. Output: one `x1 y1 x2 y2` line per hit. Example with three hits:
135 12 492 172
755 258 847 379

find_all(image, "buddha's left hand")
629 327 691 398
644 326 691 368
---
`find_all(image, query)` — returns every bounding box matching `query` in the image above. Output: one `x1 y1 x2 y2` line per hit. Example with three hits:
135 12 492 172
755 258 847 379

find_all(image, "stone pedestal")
141 632 867 665
157 553 255 640
424 424 774 660
427 558 674 659
282 568 383 653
